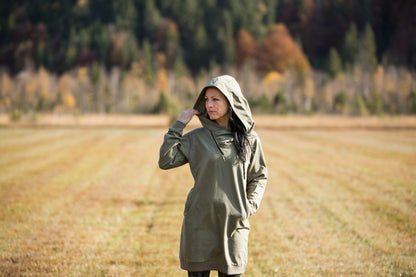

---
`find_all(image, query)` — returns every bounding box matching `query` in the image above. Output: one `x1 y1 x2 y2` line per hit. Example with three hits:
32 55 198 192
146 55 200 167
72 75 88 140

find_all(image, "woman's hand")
178 109 200 125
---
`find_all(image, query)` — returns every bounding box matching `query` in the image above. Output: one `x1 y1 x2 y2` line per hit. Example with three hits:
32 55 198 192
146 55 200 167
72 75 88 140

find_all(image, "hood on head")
193 75 254 132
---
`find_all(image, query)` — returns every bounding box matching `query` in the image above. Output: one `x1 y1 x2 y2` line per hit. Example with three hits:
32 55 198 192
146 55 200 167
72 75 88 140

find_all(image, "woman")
159 75 267 276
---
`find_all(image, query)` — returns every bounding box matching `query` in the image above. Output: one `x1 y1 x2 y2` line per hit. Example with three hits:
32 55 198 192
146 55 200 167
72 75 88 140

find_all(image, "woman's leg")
218 272 241 277
188 271 210 277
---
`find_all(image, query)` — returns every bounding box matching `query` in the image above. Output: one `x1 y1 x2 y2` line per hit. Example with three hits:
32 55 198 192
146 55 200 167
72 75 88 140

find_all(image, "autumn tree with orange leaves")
235 29 256 68
256 24 310 74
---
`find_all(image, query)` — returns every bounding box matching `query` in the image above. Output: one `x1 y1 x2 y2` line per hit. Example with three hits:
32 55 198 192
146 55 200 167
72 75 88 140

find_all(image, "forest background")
1 0 416 122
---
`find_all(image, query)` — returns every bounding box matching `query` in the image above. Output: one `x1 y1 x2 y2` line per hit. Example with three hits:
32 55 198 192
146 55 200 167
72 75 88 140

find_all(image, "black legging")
188 271 241 277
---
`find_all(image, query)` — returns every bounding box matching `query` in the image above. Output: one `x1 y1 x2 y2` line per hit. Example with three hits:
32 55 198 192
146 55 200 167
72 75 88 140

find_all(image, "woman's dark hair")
229 109 250 163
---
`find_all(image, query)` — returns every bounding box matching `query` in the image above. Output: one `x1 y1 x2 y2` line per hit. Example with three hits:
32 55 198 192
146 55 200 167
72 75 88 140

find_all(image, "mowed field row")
0 127 415 276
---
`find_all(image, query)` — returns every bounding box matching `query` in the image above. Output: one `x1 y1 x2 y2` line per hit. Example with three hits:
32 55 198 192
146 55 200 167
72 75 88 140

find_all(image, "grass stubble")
0 125 415 276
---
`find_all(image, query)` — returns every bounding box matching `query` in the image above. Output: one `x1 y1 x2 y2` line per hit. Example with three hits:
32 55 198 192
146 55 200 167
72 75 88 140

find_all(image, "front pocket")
228 224 250 264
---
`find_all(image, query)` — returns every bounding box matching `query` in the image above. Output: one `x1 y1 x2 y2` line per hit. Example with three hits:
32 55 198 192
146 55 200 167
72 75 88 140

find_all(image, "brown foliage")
153 19 180 68
157 52 167 68
156 68 169 95
37 66 50 98
57 74 76 110
256 24 310 73
1 72 12 96
235 29 256 67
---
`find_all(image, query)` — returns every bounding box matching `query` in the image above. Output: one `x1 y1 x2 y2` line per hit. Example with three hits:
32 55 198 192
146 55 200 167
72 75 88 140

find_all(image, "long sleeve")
159 120 190 169
246 134 268 216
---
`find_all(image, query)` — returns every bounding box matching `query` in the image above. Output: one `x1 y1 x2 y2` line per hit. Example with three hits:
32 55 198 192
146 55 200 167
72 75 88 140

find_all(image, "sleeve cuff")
170 120 186 132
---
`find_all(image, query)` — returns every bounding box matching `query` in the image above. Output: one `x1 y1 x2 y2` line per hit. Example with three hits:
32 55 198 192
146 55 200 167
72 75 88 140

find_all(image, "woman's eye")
204 98 219 102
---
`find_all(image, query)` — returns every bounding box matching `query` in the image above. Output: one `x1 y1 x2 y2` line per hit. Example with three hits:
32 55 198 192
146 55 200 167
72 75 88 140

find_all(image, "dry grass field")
0 117 415 276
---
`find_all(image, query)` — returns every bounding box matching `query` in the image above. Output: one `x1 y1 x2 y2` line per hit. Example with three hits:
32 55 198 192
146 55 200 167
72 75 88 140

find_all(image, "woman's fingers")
178 109 200 125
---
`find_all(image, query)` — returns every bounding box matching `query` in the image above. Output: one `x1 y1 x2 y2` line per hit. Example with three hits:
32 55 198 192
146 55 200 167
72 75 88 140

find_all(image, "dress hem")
180 260 246 275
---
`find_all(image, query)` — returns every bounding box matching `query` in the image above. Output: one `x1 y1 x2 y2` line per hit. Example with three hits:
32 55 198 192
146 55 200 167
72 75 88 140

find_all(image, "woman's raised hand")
178 109 200 125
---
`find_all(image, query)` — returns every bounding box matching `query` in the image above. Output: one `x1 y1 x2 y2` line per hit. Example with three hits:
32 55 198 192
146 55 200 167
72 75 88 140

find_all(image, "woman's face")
205 87 230 126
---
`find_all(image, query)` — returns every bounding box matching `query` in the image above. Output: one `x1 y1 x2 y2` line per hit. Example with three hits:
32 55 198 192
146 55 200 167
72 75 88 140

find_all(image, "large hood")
193 75 254 132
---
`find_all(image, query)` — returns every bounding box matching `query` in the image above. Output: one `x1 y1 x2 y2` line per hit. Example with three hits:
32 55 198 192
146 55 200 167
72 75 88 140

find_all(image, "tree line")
0 0 415 119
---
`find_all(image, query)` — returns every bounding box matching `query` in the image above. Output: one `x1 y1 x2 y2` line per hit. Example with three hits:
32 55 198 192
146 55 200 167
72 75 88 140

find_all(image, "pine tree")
90 21 111 66
230 0 265 41
360 24 378 74
343 23 359 71
143 0 161 38
220 10 235 68
327 47 343 78
113 0 138 31
79 28 91 49
173 55 187 78
193 23 209 69
121 33 140 68
142 39 154 83
265 0 278 26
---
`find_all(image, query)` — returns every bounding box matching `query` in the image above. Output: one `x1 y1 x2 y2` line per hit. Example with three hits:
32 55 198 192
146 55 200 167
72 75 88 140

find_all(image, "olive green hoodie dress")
159 75 267 274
